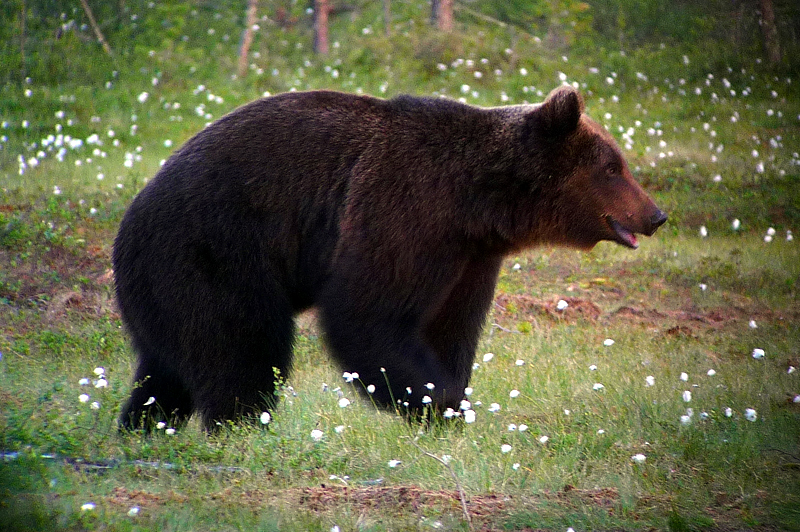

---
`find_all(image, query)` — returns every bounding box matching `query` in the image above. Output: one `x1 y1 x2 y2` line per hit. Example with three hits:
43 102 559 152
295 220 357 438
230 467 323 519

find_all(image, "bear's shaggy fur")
114 86 666 430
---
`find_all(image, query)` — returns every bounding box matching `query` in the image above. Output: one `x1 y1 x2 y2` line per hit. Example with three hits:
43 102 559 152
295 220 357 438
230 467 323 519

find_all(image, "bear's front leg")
319 276 466 414
423 254 504 399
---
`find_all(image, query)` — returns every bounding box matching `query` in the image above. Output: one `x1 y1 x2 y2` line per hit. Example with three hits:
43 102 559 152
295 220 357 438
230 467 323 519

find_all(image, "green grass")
1 1 799 530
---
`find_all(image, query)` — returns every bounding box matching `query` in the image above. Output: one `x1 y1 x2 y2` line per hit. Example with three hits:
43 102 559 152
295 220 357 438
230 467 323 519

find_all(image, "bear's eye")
604 165 619 179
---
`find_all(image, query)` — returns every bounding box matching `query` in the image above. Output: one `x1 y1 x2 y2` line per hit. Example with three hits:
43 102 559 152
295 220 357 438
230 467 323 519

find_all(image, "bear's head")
514 85 667 250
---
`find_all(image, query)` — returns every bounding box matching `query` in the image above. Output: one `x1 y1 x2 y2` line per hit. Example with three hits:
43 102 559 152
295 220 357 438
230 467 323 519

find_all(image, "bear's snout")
647 209 668 235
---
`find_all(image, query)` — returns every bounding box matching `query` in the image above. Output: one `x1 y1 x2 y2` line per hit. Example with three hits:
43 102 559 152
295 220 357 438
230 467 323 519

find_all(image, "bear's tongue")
609 219 639 249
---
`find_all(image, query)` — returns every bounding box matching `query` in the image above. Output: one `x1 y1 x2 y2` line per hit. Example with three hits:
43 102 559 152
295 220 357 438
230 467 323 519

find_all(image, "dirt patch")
295 310 322 337
103 484 595 524
0 244 111 305
104 485 510 520
558 484 619 508
494 294 602 324
0 390 24 409
289 485 514 518
106 486 188 511
492 293 798 336
102 484 783 531
44 288 117 321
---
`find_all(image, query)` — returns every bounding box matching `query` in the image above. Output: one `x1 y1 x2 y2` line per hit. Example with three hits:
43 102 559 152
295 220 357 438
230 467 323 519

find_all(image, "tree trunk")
437 0 454 32
383 0 391 36
238 0 258 78
430 0 439 26
759 0 781 64
78 0 112 54
314 0 329 55
20 0 26 79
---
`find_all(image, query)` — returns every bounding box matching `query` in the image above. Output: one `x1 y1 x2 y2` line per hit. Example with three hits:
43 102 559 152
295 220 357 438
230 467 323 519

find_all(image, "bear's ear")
523 85 584 141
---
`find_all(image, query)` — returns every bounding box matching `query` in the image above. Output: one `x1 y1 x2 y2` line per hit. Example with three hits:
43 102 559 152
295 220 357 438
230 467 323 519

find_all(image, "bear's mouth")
607 217 639 249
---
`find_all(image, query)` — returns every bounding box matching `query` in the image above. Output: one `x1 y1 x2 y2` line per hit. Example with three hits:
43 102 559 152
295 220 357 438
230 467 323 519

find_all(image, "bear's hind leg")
191 316 296 432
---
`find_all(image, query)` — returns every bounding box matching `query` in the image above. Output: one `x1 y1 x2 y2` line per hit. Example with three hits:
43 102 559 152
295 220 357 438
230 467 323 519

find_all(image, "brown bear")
114 86 666 431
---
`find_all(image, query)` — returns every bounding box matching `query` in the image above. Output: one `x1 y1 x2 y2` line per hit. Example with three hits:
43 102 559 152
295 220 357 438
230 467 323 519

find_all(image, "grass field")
1 2 799 530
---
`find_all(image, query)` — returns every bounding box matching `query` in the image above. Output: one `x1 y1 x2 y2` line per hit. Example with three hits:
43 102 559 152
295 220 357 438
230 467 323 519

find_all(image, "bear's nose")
650 209 668 230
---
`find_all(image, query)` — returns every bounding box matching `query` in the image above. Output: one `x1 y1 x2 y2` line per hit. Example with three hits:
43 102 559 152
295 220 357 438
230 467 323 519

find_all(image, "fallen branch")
454 3 537 39
406 437 472 530
78 0 111 55
491 323 520 333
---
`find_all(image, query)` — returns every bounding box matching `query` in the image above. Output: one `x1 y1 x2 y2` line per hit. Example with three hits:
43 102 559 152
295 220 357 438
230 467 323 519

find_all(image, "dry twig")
406 436 472 530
